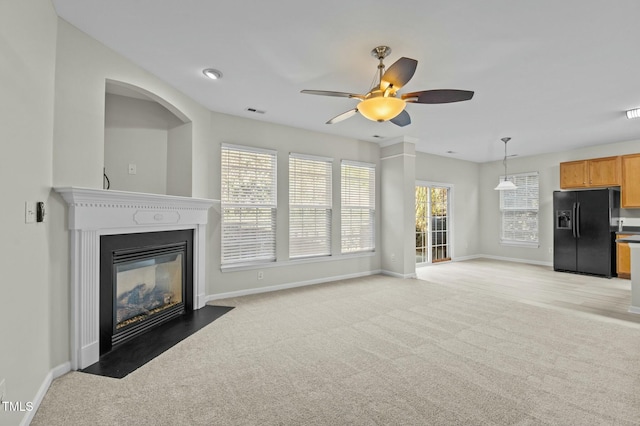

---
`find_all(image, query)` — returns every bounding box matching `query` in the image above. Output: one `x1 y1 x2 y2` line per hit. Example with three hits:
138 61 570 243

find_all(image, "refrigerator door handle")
572 202 577 238
576 202 581 238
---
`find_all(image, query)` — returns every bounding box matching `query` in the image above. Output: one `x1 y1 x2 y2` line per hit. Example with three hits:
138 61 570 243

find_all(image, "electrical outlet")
257 271 264 280
548 247 553 254
391 253 396 262
0 378 6 403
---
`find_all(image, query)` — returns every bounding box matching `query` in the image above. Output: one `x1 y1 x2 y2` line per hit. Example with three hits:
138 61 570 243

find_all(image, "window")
221 144 277 265
341 160 375 253
499 171 539 246
289 154 332 259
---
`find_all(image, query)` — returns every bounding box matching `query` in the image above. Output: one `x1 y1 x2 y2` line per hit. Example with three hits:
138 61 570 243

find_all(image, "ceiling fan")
301 46 474 127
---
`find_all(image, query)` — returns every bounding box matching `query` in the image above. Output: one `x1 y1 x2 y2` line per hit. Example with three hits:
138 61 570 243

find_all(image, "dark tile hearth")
82 305 234 379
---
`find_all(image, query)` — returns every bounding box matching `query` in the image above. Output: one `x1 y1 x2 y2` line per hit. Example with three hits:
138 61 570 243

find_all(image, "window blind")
341 160 375 253
499 171 539 245
289 154 332 258
221 144 277 264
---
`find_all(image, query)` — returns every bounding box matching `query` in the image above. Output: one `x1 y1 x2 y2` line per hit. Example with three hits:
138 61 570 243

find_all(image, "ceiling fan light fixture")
202 68 222 80
626 108 640 119
358 95 406 122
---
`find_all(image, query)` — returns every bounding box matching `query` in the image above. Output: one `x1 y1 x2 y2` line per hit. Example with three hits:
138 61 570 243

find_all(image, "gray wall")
479 139 640 264
205 112 382 296
0 1 57 425
6 2 640 424
104 127 169 194
105 93 191 195
12 13 382 425
415 152 482 259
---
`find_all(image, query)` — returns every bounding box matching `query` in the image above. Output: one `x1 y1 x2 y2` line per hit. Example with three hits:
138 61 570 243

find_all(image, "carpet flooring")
32 270 640 425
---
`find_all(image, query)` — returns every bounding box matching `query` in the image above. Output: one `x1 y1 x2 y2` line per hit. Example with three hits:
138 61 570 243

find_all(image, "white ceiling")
52 0 640 162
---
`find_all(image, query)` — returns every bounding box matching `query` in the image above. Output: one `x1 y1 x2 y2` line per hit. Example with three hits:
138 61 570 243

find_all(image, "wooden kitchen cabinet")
622 154 640 208
616 234 632 279
589 156 621 186
560 160 588 188
560 156 621 189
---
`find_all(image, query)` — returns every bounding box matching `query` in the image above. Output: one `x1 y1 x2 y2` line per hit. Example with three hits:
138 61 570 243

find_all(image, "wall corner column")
380 139 416 278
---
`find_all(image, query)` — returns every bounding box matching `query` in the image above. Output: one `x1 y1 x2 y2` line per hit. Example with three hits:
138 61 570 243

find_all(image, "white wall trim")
628 306 640 315
479 254 553 267
381 270 417 279
206 269 382 301
453 254 483 262
221 251 376 272
380 152 416 161
20 362 71 426
214 254 551 303
415 180 456 262
378 136 419 147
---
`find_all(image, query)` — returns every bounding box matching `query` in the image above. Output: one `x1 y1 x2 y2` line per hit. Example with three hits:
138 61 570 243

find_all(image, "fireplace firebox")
100 230 193 354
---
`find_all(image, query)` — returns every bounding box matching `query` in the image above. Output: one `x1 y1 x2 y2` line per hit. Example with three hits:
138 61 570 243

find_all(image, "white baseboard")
381 270 417 279
21 362 70 426
205 254 553 302
205 269 383 301
478 254 553 267
628 306 640 315
452 254 483 262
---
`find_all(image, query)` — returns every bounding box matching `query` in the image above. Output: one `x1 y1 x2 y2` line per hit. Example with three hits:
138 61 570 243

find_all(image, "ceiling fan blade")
381 57 418 90
402 89 474 104
301 90 364 99
390 110 411 127
326 108 359 124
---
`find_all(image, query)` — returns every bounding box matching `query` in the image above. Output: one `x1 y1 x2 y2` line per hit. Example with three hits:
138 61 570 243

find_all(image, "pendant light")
494 137 518 191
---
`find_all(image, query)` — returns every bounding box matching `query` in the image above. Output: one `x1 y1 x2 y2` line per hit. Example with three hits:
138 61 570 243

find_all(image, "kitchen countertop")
615 227 640 235
617 235 640 243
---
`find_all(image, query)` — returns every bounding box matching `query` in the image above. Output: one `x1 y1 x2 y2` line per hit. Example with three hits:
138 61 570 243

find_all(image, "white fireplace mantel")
55 187 218 370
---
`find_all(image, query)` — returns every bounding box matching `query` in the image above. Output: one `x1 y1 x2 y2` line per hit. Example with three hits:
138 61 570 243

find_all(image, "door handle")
572 203 577 238
576 202 581 238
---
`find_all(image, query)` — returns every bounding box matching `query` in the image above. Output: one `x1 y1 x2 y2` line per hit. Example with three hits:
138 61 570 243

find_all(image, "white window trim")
289 152 333 259
220 251 375 272
221 144 278 265
499 171 540 248
341 160 376 254
415 181 455 263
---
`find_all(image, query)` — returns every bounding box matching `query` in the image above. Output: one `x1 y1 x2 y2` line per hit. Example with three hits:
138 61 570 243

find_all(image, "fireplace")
100 230 193 353
56 187 217 370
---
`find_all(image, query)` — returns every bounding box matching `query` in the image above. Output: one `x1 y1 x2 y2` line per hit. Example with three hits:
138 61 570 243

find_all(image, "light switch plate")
25 202 36 223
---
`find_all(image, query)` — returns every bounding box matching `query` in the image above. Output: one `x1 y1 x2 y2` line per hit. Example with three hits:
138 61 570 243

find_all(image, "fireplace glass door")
115 251 184 330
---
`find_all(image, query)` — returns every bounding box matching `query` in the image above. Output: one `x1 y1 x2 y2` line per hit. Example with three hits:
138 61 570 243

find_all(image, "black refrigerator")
553 188 619 277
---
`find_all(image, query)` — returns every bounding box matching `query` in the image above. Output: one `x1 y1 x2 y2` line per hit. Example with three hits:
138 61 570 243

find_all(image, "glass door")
416 185 451 265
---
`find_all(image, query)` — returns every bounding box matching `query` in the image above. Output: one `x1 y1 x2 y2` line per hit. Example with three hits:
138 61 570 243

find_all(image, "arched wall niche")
104 80 193 196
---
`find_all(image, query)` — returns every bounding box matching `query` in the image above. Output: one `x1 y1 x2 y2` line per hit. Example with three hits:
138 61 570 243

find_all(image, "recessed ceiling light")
202 68 222 80
626 108 640 119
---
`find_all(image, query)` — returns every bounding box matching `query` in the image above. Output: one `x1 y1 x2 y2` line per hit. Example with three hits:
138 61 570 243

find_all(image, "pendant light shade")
494 179 518 190
494 137 518 191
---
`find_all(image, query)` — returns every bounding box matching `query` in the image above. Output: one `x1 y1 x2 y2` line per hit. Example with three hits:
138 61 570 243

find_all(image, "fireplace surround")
56 187 216 369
